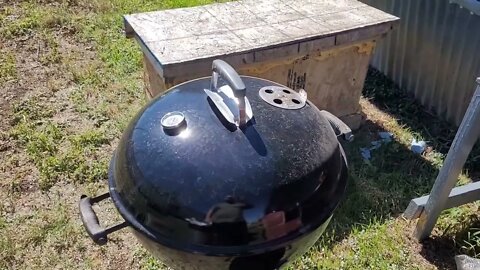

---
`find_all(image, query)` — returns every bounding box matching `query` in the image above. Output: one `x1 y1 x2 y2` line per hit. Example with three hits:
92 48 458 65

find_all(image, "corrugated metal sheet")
361 0 480 125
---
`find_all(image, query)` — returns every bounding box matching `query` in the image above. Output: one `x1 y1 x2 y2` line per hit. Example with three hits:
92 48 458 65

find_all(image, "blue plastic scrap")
410 139 427 154
360 147 372 160
359 132 394 160
370 140 383 150
378 132 393 142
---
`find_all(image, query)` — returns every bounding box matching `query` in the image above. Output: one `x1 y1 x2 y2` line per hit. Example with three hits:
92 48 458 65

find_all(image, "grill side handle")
320 110 354 142
79 193 128 245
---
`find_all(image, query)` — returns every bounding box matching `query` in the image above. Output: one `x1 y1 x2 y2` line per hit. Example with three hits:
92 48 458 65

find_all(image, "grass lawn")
1 0 479 269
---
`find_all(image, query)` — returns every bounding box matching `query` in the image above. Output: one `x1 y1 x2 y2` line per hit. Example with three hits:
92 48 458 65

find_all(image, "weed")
11 98 55 124
39 31 62 65
36 133 109 189
26 123 62 156
68 62 105 86
0 233 15 269
27 205 79 247
436 203 480 258
47 77 63 92
0 51 17 84
0 6 14 23
461 228 480 257
39 7 72 30
134 248 170 270
0 3 79 38
0 3 40 38
69 129 109 148
10 101 110 189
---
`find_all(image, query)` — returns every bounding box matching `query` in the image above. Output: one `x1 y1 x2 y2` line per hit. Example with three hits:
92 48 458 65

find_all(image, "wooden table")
124 0 398 129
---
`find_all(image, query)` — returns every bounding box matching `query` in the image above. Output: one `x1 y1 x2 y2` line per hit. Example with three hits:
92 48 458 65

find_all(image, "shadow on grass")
420 212 480 269
315 68 480 269
363 68 480 174
419 237 457 270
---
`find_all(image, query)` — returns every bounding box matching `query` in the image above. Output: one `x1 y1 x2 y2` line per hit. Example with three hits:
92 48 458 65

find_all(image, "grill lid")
108 60 348 254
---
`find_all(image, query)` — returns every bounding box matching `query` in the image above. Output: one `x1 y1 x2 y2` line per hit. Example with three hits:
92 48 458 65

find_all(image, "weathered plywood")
124 0 398 77
126 0 398 129
238 42 376 117
143 53 165 99
244 42 374 130
142 41 375 129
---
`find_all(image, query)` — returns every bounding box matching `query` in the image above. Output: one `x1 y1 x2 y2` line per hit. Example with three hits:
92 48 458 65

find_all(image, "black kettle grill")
79 60 352 270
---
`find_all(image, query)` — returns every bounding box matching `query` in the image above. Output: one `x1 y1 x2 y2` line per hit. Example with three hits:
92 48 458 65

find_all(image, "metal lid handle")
210 60 248 127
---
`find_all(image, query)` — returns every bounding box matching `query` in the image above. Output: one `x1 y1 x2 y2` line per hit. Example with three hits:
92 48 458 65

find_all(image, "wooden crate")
125 0 399 129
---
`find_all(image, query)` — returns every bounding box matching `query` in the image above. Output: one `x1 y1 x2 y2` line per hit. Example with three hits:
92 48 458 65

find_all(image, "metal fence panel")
361 0 480 125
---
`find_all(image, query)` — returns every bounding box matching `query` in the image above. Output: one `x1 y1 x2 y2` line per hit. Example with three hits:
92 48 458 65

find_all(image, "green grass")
134 248 171 270
0 203 85 269
286 68 479 269
297 221 420 270
0 2 80 38
9 115 110 189
9 95 111 189
39 31 63 65
0 1 219 268
1 0 479 269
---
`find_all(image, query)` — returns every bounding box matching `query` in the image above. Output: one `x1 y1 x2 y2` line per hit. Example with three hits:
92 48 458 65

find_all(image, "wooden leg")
414 79 480 241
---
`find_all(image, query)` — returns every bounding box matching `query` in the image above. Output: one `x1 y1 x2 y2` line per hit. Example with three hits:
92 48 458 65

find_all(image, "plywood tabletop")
124 0 398 67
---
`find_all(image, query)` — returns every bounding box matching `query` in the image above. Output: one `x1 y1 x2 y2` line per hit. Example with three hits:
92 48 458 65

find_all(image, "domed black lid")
108 61 347 255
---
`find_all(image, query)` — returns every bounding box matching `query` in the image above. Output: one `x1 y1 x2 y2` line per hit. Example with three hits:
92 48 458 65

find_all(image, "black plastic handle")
79 193 127 245
320 110 354 142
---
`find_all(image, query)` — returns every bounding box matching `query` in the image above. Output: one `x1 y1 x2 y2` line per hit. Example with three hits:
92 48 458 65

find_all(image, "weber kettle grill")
79 60 352 270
